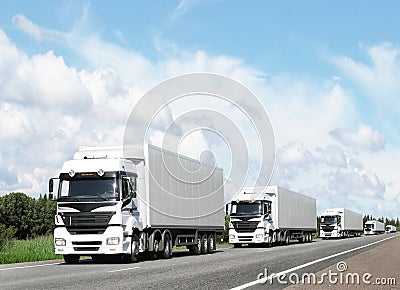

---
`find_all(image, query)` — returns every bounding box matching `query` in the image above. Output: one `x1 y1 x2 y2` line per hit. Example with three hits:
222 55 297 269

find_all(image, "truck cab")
229 193 274 247
320 213 342 238
50 149 141 264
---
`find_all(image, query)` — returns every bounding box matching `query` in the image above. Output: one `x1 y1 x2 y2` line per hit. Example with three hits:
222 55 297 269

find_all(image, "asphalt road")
1 234 398 290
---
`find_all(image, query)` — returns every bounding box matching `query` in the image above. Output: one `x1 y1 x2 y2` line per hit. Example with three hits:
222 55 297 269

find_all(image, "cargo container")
320 208 363 238
228 186 317 247
49 144 225 263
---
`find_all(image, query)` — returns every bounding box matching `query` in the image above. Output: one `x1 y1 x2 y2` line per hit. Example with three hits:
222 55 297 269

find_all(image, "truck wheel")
161 235 172 259
309 233 313 242
285 232 290 245
191 236 202 255
201 234 208 254
207 234 215 253
266 231 273 247
152 238 160 260
129 238 139 263
64 254 80 264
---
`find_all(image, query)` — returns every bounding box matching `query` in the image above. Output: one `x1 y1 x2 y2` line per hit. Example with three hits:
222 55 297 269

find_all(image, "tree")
0 192 35 239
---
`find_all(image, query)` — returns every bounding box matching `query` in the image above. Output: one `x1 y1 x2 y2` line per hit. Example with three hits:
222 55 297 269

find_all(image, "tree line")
0 192 56 249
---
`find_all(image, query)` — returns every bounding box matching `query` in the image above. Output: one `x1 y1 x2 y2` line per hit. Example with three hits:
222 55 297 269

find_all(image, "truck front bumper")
320 229 340 238
229 228 268 244
54 226 128 255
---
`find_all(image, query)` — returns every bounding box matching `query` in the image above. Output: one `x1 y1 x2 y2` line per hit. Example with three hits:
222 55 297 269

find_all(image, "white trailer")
320 208 363 238
385 225 397 234
364 220 385 235
229 186 316 247
49 144 225 264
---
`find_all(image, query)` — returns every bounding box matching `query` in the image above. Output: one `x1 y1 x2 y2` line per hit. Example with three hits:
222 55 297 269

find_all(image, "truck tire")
284 232 290 245
152 238 160 260
201 234 208 254
266 230 273 247
207 234 215 253
161 235 172 259
191 235 202 255
64 254 80 264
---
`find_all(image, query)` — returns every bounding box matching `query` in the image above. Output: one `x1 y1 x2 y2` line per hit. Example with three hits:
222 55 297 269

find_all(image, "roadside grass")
0 235 63 264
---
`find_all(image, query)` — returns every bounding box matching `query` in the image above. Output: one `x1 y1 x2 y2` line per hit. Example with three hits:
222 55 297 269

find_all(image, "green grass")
0 235 63 264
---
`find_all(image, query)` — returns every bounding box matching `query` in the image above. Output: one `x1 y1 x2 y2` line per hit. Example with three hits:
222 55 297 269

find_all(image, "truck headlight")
55 238 66 246
229 234 235 240
106 237 120 245
255 234 263 239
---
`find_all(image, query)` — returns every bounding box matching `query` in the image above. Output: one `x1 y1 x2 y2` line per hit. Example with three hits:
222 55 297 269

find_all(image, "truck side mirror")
49 179 54 193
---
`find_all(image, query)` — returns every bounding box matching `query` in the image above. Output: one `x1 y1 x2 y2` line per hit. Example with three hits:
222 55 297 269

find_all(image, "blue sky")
1 1 400 218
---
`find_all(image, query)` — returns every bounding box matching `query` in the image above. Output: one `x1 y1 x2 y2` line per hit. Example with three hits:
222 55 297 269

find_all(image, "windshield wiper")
75 195 112 201
58 197 81 202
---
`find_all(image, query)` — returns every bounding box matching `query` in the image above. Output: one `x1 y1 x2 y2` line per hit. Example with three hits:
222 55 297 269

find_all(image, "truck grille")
73 247 100 252
321 225 334 232
61 212 115 235
232 221 259 233
238 235 254 242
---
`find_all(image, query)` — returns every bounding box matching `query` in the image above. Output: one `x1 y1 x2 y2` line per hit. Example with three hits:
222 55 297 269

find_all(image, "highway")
1 234 398 290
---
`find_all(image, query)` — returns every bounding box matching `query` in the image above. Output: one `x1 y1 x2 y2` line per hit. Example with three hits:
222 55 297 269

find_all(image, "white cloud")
330 122 386 152
333 43 400 112
315 144 347 168
12 14 61 42
273 141 315 182
327 167 386 199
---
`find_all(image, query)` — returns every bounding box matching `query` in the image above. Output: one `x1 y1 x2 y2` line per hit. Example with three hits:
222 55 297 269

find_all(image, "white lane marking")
109 266 140 273
230 234 400 290
0 262 61 271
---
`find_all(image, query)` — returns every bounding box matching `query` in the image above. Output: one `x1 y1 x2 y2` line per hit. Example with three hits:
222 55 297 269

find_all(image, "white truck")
364 220 385 235
320 208 363 238
49 144 225 264
228 186 316 247
385 225 397 234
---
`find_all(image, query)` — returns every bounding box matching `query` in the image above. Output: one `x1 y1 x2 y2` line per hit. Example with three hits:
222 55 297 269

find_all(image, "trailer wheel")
201 234 208 254
207 234 215 253
152 238 160 259
191 235 202 255
64 254 80 264
284 232 290 245
161 235 172 259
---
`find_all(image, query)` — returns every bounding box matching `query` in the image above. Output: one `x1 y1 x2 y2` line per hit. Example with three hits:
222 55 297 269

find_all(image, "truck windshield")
59 178 118 201
231 203 262 216
365 223 374 229
321 216 337 224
